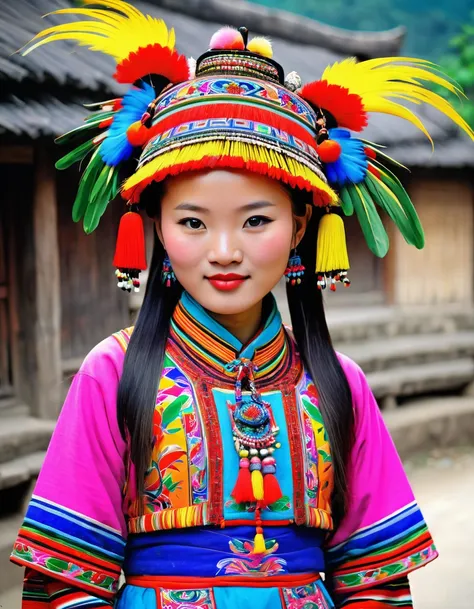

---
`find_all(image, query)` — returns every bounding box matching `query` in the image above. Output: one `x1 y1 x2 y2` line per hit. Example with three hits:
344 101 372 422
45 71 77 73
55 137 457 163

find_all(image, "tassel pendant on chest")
225 358 283 508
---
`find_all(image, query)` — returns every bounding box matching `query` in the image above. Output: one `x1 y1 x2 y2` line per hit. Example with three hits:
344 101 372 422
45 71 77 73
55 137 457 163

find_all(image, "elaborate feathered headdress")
22 0 474 291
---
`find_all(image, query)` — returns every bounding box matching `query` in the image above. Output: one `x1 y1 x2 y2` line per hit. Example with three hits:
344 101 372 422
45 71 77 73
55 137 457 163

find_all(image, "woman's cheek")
247 226 292 267
164 229 202 267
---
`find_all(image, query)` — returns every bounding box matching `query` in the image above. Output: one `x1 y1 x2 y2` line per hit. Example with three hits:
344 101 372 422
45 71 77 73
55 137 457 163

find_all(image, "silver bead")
250 448 259 456
259 448 269 457
285 70 302 92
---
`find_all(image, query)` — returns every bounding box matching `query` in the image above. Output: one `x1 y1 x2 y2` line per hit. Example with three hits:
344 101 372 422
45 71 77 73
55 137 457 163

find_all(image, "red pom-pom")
126 121 151 147
261 473 283 507
231 467 254 504
113 210 147 270
300 80 367 132
316 139 342 163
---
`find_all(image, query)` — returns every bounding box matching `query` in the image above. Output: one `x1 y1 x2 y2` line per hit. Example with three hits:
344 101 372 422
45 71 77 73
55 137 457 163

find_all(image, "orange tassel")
261 473 283 507
113 207 147 271
231 467 254 504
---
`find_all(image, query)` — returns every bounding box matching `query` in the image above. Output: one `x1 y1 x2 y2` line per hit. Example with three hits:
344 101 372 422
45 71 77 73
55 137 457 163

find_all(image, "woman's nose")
208 232 243 265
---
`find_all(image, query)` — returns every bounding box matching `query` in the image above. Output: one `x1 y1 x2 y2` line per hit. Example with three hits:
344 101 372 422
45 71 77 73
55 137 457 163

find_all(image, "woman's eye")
179 218 205 230
245 216 272 228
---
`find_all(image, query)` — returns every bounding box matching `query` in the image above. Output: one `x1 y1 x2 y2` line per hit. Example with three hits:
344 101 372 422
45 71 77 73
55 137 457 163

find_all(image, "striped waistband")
127 572 321 589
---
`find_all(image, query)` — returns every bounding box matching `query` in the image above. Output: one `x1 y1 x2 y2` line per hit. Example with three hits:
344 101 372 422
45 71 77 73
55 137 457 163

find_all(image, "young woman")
11 2 474 608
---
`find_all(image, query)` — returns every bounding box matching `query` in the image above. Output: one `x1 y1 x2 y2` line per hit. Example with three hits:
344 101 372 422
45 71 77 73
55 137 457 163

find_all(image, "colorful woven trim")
326 501 438 592
153 77 317 129
11 496 125 599
196 51 282 83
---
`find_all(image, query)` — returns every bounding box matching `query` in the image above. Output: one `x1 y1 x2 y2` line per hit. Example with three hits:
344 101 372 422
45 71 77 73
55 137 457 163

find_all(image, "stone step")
384 395 474 460
0 417 55 466
0 451 45 491
0 398 29 418
338 331 474 374
367 358 474 402
327 305 474 344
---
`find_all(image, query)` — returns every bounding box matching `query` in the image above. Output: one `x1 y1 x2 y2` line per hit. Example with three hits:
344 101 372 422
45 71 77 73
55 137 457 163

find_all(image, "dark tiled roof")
1 0 472 166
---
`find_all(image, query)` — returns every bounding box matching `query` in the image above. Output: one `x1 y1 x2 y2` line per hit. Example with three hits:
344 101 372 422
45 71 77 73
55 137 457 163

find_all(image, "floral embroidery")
216 536 287 575
334 544 438 589
282 580 333 609
12 542 117 593
160 588 216 609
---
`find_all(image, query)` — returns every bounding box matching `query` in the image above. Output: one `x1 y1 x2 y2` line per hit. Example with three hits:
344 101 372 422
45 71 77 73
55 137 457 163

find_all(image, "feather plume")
314 57 474 145
21 0 188 85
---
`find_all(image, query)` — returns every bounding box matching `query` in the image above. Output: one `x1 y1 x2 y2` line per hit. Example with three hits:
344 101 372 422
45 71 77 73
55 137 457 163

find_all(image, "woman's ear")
293 204 312 248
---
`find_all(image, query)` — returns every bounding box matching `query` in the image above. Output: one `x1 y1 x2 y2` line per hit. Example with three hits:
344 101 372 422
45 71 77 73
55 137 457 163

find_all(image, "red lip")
206 273 249 292
207 273 248 280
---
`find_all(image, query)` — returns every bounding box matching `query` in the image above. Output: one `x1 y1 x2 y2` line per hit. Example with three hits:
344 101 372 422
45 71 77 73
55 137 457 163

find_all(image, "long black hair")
117 183 354 528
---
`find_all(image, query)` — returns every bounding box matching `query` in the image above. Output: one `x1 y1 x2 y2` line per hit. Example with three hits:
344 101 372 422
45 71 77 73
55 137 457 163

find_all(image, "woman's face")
156 170 310 316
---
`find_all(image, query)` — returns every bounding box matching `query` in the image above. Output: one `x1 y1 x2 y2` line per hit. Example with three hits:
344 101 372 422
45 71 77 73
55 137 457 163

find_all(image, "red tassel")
261 473 283 507
231 467 255 504
113 208 147 271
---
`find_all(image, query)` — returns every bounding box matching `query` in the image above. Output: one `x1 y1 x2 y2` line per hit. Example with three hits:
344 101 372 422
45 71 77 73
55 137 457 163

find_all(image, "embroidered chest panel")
125 346 334 534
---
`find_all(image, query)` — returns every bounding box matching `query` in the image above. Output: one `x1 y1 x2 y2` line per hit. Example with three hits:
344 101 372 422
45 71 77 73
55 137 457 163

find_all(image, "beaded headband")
21 0 474 292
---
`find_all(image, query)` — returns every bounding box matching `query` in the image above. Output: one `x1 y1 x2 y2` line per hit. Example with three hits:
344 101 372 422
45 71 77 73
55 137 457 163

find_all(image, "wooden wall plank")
393 177 473 306
33 146 62 419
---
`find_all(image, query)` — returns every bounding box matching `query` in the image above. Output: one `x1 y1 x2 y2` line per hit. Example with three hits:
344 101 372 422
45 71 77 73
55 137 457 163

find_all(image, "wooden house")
0 0 473 422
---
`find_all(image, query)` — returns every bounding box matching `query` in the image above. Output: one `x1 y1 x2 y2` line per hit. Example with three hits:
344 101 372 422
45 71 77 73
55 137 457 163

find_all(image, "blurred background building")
0 0 473 605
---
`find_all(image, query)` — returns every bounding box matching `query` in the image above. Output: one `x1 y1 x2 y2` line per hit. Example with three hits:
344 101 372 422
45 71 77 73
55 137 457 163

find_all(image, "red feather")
114 44 189 85
300 80 368 132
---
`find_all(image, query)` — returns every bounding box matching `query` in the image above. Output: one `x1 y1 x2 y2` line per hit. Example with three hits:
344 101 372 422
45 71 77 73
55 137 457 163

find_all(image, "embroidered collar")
169 291 293 383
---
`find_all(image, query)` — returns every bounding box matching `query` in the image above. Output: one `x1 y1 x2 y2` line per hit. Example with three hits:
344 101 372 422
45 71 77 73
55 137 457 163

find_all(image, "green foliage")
440 11 474 128
248 0 472 60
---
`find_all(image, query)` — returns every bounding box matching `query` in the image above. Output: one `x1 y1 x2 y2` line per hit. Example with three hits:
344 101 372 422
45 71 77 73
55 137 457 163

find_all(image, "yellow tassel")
253 532 266 554
316 212 350 273
251 469 264 501
122 139 338 205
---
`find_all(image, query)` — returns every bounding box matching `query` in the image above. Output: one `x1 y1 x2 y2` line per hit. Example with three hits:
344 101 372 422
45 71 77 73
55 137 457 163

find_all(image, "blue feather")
324 128 368 186
100 82 156 166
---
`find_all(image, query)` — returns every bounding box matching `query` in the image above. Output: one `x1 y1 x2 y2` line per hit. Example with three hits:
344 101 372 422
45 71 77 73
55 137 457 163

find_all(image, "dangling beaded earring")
162 254 176 287
284 250 305 286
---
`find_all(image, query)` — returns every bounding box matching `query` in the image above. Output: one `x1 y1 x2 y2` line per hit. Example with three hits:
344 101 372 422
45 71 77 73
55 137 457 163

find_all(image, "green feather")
364 172 424 248
72 150 104 223
84 165 119 234
55 117 110 146
370 161 425 248
339 187 354 216
84 110 116 123
83 98 121 109
360 139 408 171
55 138 96 170
348 183 389 257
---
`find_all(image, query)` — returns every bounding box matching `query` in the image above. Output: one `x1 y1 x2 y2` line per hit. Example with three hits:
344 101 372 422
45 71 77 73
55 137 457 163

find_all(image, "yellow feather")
320 57 474 143
21 0 176 62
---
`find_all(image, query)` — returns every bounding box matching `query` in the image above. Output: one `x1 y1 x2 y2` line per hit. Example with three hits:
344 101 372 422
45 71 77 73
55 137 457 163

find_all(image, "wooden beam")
0 145 34 164
33 147 62 419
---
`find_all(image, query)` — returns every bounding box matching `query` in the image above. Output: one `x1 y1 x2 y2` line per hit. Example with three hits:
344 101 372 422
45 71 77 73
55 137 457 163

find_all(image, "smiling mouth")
206 274 249 291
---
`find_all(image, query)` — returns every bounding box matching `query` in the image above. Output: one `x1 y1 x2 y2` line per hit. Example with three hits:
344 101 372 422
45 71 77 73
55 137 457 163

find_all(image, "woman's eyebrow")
240 201 276 212
174 201 276 213
174 202 209 213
